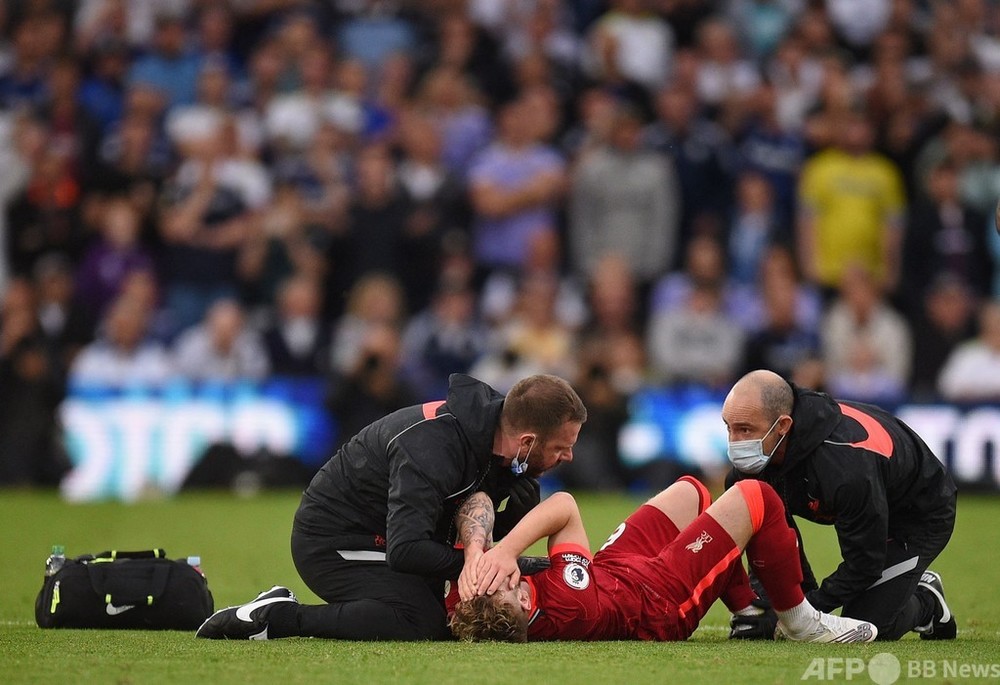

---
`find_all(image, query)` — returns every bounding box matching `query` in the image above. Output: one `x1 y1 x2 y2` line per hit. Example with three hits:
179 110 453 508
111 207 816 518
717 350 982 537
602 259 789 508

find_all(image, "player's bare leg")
643 476 706 530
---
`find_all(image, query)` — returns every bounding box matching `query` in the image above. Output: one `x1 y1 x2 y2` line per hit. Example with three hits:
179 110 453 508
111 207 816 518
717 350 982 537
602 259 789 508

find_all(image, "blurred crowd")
1 0 1000 489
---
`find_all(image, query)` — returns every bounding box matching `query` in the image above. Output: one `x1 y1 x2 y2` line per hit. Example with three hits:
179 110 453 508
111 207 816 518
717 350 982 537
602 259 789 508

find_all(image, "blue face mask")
727 418 785 474
509 436 536 476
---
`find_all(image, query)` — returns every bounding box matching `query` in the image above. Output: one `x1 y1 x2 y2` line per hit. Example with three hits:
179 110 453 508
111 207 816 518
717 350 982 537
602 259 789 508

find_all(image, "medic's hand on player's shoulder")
474 543 521 597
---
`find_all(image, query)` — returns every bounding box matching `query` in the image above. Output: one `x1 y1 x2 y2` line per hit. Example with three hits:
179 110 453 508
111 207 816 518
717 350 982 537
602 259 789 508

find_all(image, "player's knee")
675 475 712 513
646 478 702 529
734 480 787 534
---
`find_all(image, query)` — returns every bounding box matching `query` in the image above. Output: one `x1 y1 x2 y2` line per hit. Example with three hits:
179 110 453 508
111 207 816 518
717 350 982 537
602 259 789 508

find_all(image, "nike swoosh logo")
235 596 292 622
106 604 135 616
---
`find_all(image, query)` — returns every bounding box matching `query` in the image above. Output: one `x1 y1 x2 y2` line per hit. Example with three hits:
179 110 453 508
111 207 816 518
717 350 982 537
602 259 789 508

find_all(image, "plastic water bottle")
45 545 66 577
186 556 203 575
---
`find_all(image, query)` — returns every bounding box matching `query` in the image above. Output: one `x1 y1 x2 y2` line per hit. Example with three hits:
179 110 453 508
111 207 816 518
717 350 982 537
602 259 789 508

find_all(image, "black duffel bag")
35 549 214 630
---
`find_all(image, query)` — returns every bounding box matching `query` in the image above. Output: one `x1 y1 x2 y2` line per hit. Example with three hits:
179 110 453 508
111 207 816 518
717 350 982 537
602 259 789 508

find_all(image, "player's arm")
471 492 589 598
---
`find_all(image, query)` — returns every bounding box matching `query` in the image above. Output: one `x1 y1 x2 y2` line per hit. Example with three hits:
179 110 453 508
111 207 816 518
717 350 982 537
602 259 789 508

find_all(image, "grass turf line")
1 490 997 684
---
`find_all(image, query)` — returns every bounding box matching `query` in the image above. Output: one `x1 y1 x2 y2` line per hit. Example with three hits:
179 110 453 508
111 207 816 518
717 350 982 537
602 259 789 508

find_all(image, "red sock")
736 480 805 612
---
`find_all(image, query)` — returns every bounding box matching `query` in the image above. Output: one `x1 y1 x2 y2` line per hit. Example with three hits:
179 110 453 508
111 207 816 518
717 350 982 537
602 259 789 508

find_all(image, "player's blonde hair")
449 595 528 643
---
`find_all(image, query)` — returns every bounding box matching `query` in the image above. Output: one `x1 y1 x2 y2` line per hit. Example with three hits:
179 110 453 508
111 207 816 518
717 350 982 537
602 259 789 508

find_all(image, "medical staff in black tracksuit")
270 373 586 640
724 370 957 641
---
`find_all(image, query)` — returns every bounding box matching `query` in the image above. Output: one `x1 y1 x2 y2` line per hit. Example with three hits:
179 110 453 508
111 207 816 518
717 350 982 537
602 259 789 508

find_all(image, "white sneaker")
780 608 878 643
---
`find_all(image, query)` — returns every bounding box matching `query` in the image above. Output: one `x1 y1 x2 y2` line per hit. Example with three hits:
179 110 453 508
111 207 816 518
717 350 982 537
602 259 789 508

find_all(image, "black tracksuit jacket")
293 374 532 580
730 383 957 612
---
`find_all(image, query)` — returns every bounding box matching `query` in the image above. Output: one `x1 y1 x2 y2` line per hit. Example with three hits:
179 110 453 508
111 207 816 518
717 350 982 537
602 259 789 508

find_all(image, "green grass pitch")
1 489 998 684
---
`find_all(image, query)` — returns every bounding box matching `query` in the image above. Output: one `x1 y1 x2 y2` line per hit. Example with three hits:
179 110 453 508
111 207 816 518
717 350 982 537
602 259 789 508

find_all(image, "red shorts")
595 505 742 640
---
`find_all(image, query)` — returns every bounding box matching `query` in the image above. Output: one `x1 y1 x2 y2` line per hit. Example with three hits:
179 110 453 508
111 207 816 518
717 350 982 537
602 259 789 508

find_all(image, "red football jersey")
526 542 686 641
446 505 743 642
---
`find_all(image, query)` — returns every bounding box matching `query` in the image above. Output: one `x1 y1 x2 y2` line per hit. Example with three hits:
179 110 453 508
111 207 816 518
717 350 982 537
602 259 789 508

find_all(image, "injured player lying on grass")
447 477 877 643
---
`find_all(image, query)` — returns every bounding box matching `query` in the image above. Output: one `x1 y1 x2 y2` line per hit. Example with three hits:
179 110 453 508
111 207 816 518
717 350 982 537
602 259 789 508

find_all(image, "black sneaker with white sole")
196 586 298 640
916 570 956 640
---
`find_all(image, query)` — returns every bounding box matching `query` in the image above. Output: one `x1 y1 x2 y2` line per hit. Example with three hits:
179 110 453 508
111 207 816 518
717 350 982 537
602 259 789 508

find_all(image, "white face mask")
728 418 785 474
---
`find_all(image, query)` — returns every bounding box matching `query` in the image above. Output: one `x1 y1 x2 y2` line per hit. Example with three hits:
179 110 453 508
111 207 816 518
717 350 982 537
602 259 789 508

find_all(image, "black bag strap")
93 549 167 561
87 561 173 606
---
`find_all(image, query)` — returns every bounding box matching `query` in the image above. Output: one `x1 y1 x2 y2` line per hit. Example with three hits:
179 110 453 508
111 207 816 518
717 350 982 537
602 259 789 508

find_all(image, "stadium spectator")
400 278 488 403
765 34 824 135
937 299 1000 402
78 37 129 133
826 0 892 57
723 370 957 641
581 253 643 343
821 263 912 405
239 180 328 309
726 0 801 60
68 293 171 388
196 373 587 641
0 112 38 295
726 171 782 288
584 0 674 95
193 2 241 77
156 118 267 334
909 274 978 402
693 17 760 113
644 85 737 256
0 11 65 110
75 195 155 323
334 0 416 73
326 323 418 445
560 85 617 162
37 57 102 178
480 226 586 332
901 158 993 317
649 234 755 332
471 272 577 392
568 103 679 292
448 480 877 643
88 106 172 202
0 277 69 487
395 113 467 312
330 272 405 376
468 97 566 276
647 279 745 390
416 66 492 180
6 122 84 278
742 263 821 380
561 337 631 491
126 10 202 109
172 298 269 382
262 275 331 378
735 82 806 238
335 143 411 294
797 110 906 294
33 254 91 369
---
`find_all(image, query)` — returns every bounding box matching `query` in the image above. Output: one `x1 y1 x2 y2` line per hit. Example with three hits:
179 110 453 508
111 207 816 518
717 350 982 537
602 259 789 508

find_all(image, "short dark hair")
500 374 587 439
449 595 528 643
760 378 794 421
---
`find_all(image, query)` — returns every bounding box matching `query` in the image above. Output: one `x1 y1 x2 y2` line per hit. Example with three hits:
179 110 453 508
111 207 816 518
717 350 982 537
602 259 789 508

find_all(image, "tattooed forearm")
456 491 495 552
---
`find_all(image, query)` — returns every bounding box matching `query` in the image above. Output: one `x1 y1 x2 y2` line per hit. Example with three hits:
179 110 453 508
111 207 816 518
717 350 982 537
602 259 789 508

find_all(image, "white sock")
776 599 818 635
